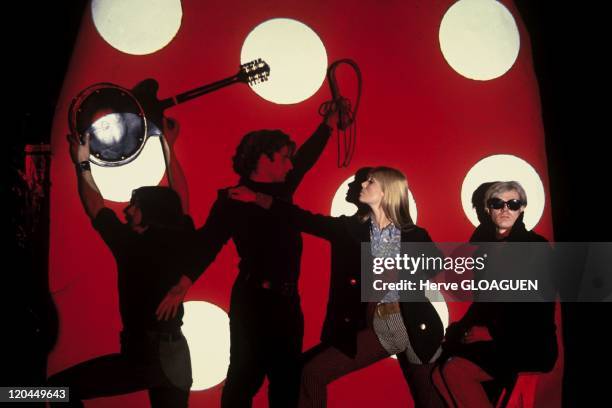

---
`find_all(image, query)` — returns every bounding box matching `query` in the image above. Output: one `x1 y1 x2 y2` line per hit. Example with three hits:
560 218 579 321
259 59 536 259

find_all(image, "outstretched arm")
156 274 193 321
68 133 104 220
228 186 340 241
156 194 232 321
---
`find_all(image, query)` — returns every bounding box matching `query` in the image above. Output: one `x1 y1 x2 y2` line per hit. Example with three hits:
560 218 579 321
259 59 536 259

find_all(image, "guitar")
69 59 270 167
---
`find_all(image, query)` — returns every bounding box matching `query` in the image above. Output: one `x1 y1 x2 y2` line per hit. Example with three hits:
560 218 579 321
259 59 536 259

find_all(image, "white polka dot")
182 301 231 391
461 154 545 230
91 136 166 202
330 175 418 223
439 0 520 80
241 18 327 104
91 0 182 55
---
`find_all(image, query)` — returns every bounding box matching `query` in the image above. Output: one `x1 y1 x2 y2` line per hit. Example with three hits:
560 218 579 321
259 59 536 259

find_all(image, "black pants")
221 288 304 408
48 331 192 407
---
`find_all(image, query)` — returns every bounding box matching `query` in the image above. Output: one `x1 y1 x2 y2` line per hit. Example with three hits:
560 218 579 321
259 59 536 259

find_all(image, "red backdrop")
48 1 562 406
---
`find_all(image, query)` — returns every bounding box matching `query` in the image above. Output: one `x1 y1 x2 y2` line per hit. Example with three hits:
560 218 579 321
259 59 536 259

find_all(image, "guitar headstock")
238 58 270 85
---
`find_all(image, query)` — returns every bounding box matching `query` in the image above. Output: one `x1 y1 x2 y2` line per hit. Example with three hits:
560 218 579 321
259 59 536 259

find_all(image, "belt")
375 302 401 319
244 274 298 297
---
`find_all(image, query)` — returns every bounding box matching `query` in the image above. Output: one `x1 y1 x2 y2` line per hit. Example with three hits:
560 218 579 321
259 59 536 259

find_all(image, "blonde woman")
229 166 444 407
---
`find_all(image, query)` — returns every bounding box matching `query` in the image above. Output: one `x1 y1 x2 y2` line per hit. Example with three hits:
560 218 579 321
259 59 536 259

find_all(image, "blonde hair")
361 166 415 230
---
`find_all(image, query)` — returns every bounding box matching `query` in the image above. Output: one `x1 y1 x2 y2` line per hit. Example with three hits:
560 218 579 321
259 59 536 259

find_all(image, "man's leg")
266 304 304 408
221 314 266 408
150 334 193 408
148 385 190 408
298 329 389 408
47 353 161 407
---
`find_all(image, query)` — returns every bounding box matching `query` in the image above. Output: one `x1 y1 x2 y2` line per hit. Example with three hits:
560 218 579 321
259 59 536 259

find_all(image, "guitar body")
131 78 166 136
69 59 269 167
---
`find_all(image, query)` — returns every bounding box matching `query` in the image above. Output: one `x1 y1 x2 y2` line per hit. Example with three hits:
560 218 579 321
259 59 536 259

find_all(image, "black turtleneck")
469 217 547 243
187 123 331 288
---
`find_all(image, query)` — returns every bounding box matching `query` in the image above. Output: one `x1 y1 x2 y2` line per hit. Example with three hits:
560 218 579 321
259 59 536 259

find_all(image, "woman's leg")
397 354 445 408
298 329 389 408
432 357 493 408
379 310 444 408
432 365 453 407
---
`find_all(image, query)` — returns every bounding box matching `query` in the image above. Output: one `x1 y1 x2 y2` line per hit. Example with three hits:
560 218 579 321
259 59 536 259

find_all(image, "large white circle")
182 301 231 391
91 0 182 55
91 137 166 202
330 175 418 223
241 18 327 104
439 0 520 80
461 154 545 230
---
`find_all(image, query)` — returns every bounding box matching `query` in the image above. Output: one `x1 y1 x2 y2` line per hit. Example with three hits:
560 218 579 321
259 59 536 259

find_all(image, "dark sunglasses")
487 198 523 211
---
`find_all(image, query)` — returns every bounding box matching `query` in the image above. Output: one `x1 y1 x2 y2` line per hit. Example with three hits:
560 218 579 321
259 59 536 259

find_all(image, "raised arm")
285 113 336 194
160 117 190 214
68 133 104 219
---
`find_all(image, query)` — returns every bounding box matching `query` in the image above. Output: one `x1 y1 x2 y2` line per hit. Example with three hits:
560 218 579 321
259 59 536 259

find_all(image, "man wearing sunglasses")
484 184 527 240
432 181 557 408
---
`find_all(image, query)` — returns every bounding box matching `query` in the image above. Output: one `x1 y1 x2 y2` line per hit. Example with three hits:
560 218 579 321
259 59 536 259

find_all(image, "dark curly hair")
232 130 296 178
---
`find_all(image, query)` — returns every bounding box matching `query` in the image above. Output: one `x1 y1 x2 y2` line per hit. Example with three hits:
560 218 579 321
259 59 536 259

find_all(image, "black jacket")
443 220 558 378
272 201 444 361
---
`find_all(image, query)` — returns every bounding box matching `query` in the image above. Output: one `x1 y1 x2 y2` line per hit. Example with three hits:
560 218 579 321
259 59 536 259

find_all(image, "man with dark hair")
157 114 336 407
232 129 296 178
49 119 194 407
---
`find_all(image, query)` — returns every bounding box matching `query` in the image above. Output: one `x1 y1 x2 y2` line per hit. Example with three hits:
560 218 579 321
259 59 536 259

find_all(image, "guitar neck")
159 74 241 110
